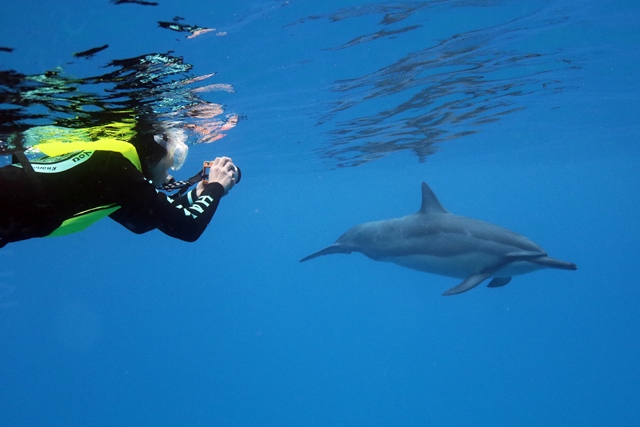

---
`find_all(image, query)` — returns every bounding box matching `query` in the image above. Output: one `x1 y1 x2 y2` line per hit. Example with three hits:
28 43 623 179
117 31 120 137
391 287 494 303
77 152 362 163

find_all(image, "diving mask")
154 128 189 170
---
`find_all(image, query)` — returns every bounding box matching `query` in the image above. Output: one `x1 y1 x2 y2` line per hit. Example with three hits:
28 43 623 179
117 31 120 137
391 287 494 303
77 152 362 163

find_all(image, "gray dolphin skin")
300 182 577 296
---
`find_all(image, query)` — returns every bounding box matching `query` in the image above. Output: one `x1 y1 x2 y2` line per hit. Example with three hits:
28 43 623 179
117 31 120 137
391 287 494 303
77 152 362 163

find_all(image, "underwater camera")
202 161 241 184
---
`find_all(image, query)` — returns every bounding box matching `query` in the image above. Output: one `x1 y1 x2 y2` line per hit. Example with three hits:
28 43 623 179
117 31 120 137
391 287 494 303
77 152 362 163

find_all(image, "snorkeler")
0 121 239 248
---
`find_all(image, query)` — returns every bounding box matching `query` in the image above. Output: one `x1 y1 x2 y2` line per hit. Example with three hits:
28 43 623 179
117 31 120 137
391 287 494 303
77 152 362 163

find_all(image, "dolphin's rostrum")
300 182 577 295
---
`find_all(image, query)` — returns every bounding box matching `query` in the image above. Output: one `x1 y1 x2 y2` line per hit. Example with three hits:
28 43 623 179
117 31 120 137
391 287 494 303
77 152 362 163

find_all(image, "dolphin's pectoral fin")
443 273 491 296
443 251 540 295
300 244 352 262
443 251 544 295
487 277 512 288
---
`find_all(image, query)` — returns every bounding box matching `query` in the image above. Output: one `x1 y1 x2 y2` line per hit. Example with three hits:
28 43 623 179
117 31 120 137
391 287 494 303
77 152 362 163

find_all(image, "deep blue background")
1 1 639 426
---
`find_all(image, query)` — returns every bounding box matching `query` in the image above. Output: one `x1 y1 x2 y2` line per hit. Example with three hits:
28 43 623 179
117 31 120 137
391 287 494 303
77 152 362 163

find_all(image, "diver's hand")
197 156 237 196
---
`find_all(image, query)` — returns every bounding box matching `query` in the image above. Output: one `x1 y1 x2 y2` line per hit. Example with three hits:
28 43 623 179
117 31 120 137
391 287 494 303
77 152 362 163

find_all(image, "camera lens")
235 166 242 184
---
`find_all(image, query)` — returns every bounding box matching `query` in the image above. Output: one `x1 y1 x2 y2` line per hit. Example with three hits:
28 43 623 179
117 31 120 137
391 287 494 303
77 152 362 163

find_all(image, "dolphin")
300 182 577 295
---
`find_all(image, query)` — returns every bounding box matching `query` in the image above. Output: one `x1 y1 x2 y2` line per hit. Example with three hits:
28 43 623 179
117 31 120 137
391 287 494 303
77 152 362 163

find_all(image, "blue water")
1 0 639 425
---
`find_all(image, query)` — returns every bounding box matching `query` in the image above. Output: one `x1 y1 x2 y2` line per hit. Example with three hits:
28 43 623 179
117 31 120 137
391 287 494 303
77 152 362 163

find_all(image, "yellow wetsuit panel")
30 137 143 237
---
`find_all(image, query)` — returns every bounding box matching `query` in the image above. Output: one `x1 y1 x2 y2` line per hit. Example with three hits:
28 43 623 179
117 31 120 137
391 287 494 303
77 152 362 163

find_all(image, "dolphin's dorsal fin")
419 182 449 215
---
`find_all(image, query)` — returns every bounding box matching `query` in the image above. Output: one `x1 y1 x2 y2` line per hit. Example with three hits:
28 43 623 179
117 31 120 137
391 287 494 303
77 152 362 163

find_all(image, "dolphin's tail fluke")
532 256 578 270
300 244 352 262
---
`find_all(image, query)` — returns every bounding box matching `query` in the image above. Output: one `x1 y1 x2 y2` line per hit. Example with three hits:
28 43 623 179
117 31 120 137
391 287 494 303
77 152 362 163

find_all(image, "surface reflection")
303 2 582 167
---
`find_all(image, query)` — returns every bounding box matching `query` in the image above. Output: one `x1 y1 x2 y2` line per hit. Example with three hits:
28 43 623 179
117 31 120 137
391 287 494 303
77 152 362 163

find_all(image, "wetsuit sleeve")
106 154 226 242
110 184 225 241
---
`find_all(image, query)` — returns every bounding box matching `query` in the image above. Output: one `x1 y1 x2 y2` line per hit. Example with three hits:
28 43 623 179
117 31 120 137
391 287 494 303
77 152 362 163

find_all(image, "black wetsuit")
0 150 225 247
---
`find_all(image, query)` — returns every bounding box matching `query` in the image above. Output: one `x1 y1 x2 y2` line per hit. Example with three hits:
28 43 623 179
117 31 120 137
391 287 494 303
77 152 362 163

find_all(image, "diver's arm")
107 154 227 242
110 182 225 241
155 182 225 241
109 208 155 234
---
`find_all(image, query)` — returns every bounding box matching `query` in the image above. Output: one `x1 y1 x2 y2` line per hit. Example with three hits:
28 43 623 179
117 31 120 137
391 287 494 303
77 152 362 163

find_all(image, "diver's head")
153 127 189 171
133 134 169 185
133 123 189 186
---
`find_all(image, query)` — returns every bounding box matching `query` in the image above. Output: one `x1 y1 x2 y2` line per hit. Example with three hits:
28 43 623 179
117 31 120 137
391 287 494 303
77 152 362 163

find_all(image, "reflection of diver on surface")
0 121 240 248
